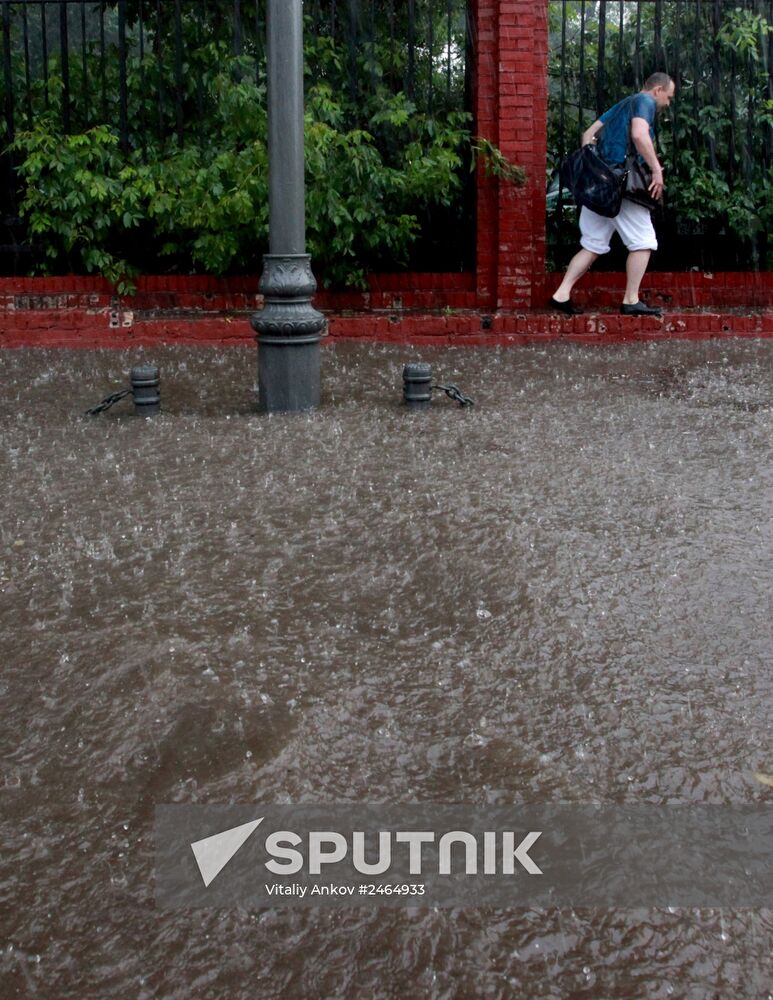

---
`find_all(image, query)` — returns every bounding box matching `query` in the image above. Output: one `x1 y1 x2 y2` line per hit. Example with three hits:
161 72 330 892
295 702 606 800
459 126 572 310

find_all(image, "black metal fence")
548 0 773 271
1 1 470 144
0 0 472 272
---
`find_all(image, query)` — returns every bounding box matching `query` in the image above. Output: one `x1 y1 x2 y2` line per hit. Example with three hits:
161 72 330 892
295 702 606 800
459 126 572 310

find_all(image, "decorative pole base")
251 253 327 413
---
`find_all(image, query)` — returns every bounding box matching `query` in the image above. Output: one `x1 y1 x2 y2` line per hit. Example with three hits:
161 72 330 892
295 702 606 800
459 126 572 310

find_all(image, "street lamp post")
251 0 326 413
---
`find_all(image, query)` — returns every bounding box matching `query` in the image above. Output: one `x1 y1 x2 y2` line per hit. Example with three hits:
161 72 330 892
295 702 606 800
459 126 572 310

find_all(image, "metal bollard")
131 365 160 416
403 362 433 409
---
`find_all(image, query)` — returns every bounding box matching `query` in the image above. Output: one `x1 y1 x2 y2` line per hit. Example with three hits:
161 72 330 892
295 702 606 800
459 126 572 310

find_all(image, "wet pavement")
0 339 771 998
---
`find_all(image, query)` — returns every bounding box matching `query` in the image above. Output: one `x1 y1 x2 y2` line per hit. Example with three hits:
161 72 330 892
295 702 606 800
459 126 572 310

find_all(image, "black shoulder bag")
623 101 661 211
623 146 659 211
558 141 625 219
558 96 662 217
558 97 634 218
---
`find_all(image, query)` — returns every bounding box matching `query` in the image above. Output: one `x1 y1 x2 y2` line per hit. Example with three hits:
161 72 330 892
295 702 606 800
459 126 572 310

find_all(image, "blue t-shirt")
597 93 656 167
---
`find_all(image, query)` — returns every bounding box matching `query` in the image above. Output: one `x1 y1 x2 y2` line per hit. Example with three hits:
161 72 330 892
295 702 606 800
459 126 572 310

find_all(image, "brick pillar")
473 1 549 310
472 0 499 309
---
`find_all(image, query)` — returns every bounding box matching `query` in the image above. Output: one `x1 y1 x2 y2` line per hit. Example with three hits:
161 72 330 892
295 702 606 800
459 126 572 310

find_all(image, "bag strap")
594 95 635 145
624 96 662 160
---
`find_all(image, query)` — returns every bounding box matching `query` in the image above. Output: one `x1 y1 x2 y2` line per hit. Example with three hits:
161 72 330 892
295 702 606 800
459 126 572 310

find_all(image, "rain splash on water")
0 339 771 998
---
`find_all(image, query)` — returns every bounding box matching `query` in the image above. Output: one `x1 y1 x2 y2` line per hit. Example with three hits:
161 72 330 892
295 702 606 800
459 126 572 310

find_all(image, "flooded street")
1 339 771 998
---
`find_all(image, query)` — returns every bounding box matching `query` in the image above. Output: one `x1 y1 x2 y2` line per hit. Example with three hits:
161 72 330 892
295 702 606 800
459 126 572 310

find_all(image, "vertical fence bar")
708 0 721 169
748 0 759 267
368 0 376 97
1 0 14 146
556 0 567 223
174 0 184 144
428 0 434 115
80 0 89 130
654 0 664 69
729 46 737 182
310 0 319 83
21 0 32 125
1 0 17 225
155 0 164 138
672 0 681 177
233 0 243 81
346 0 357 104
195 0 205 145
138 0 147 145
463 0 472 117
42 1 50 111
578 0 586 134
59 0 71 133
407 0 415 100
99 0 106 121
745 3 755 184
388 0 396 92
596 0 606 116
767 0 773 166
255 0 264 84
118 0 129 151
617 0 623 91
634 0 642 89
446 0 452 104
559 0 566 155
233 0 242 57
693 0 701 153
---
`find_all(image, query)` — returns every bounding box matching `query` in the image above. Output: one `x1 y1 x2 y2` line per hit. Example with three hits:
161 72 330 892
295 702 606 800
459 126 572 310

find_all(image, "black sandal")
549 296 584 316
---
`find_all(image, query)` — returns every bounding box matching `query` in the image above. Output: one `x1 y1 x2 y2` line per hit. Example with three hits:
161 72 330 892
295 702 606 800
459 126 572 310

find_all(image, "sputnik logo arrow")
190 818 263 887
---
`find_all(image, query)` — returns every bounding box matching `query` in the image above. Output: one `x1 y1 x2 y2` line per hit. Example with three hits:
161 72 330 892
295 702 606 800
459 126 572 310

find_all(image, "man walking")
550 72 675 317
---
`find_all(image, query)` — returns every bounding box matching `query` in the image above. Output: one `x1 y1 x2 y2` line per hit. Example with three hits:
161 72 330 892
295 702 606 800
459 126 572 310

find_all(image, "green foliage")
303 88 471 286
716 7 773 59
471 137 528 186
5 1 524 287
12 124 137 291
11 68 491 289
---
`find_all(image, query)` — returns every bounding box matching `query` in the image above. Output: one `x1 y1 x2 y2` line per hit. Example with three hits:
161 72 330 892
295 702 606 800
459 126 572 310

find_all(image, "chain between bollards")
403 363 474 409
85 388 132 416
431 384 475 407
85 365 160 417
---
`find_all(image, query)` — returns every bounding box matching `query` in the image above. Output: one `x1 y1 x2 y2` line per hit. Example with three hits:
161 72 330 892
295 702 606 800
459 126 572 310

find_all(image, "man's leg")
614 202 661 314
623 249 651 305
552 248 599 302
550 207 611 309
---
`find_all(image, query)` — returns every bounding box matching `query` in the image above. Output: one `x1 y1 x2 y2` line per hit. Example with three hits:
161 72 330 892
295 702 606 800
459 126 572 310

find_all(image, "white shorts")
579 200 658 255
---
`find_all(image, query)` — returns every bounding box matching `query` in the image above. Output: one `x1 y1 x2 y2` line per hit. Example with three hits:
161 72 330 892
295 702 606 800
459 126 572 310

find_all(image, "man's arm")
582 119 604 146
631 116 664 199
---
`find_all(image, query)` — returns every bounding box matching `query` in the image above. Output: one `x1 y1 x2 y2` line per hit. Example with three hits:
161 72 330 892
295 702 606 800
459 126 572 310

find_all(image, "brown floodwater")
0 339 771 998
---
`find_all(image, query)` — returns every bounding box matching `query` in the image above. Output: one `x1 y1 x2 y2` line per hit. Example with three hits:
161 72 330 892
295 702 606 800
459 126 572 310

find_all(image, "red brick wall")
473 1 550 310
